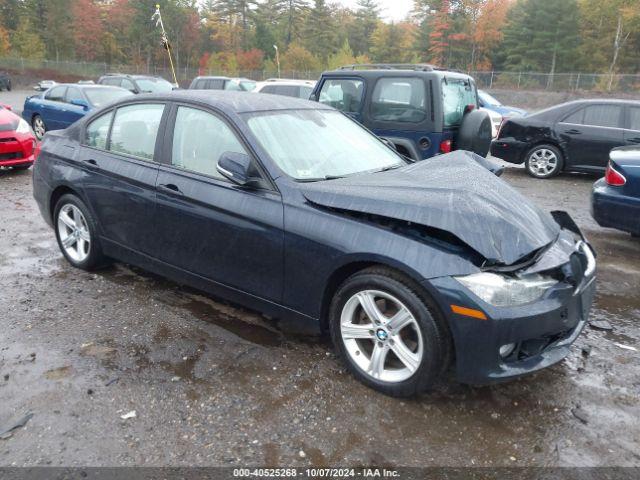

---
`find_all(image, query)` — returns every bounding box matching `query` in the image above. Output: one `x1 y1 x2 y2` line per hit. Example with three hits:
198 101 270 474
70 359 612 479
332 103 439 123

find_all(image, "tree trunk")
547 46 557 90
608 14 623 91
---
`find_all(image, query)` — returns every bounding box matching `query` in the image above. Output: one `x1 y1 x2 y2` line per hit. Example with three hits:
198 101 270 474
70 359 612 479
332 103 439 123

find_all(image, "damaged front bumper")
426 211 596 385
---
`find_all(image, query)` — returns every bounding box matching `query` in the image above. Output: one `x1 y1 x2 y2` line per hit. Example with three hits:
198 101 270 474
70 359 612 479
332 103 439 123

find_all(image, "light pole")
273 45 280 79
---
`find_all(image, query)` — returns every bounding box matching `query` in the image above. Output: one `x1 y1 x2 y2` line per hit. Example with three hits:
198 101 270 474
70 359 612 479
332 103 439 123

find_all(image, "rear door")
316 77 365 123
77 102 167 255
557 104 625 170
153 103 284 302
625 106 640 146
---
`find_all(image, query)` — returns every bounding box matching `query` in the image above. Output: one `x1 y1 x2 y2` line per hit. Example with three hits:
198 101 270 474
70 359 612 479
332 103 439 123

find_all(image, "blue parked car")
23 84 133 140
592 146 640 236
32 91 595 396
478 89 527 118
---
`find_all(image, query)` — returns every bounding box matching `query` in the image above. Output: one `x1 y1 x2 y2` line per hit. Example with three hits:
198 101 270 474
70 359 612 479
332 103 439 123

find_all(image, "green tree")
349 0 380 56
303 0 338 60
11 17 46 60
499 0 580 82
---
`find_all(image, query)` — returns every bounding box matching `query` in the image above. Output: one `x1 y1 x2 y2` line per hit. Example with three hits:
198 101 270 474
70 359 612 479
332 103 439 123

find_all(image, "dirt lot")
1 88 640 468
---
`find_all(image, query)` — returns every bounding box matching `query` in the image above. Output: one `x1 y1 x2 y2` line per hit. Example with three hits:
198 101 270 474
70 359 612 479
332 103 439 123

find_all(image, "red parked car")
0 103 36 170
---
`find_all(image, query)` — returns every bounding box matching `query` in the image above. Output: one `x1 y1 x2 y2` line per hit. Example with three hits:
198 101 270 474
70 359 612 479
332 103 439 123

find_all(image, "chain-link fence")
2 57 640 93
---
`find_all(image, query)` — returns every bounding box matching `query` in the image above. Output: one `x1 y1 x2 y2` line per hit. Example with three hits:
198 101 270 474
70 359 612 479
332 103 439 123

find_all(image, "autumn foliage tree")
72 0 104 61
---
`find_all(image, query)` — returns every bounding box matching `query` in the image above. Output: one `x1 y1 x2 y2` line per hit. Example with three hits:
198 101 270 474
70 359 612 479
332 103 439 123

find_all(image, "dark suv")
97 74 174 94
310 64 492 160
0 71 11 91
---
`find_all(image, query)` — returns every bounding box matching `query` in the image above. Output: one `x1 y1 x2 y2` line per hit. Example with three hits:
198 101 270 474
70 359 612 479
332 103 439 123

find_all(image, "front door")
154 104 284 302
77 102 166 255
316 77 365 123
557 104 625 170
41 85 67 130
61 86 88 128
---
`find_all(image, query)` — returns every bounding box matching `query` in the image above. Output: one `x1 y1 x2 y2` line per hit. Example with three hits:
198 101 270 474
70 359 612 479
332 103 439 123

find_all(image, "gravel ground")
0 90 639 468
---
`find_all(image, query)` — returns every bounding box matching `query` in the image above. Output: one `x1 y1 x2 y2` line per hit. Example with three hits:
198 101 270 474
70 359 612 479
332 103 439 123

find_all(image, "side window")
102 77 121 87
208 79 224 89
45 86 67 102
171 106 248 179
121 79 135 92
66 87 84 104
628 107 640 131
85 111 113 150
194 79 207 89
562 108 584 124
318 79 364 114
261 85 277 94
583 105 623 128
109 104 164 160
371 77 426 123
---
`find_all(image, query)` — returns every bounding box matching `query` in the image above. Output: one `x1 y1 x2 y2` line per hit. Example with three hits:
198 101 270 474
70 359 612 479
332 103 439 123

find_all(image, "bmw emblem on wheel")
376 329 388 342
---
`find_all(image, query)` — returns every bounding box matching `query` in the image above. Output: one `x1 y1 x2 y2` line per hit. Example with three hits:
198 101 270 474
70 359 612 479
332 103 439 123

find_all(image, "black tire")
12 164 32 171
32 114 46 140
329 266 451 397
524 144 564 179
53 193 107 270
455 109 492 157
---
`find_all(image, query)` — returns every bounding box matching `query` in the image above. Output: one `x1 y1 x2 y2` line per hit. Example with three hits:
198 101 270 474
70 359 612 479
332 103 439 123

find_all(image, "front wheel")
525 144 563 178
54 194 106 270
32 114 46 140
329 267 449 397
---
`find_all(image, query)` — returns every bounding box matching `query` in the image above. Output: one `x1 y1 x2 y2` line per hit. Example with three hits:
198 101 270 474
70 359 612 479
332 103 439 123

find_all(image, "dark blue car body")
592 147 640 236
478 90 527 118
32 91 595 387
22 84 132 137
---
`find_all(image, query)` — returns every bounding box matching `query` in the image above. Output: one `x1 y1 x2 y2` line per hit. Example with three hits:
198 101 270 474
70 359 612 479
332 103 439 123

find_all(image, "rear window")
318 79 364 114
371 78 426 123
442 79 477 127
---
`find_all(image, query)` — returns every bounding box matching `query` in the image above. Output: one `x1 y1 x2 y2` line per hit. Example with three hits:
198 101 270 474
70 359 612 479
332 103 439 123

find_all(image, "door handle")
157 183 183 196
565 129 582 135
82 159 99 170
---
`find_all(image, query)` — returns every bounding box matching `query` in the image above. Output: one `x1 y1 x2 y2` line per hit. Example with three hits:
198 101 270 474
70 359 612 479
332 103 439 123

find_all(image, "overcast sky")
333 0 414 22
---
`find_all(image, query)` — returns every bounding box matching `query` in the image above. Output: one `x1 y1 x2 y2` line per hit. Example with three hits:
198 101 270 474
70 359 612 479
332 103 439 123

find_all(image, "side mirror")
381 138 396 151
217 152 255 186
71 99 90 110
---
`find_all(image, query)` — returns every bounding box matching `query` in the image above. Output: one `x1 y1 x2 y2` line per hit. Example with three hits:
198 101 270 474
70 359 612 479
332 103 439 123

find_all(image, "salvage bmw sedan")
32 91 596 397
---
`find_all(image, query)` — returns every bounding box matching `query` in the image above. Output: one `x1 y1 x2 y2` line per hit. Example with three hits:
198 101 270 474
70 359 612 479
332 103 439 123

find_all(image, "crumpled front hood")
302 151 560 266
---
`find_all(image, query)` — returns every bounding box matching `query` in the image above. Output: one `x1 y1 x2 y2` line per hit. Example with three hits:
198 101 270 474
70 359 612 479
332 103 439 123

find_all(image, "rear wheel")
32 115 46 140
525 144 563 178
329 267 449 397
54 194 106 270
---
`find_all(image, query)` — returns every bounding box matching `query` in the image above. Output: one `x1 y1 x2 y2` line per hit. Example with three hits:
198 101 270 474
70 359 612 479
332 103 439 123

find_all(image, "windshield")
442 79 478 127
244 109 405 181
136 78 173 93
85 88 133 107
479 90 501 107
240 81 256 91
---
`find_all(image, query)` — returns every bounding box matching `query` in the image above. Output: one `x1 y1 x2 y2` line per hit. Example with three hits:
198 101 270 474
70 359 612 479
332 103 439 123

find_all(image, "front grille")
0 152 21 160
503 326 576 363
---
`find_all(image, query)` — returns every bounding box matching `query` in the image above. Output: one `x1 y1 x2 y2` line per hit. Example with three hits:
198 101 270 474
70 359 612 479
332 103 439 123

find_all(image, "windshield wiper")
297 174 346 183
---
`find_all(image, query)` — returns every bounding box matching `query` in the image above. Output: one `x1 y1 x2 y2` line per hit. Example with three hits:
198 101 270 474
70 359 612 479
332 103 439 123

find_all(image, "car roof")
57 83 127 90
567 98 640 106
257 79 315 87
121 90 332 114
319 68 473 81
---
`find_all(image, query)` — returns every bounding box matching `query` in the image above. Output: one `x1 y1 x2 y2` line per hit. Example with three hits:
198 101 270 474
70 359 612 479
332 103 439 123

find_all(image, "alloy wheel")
57 204 91 263
33 116 46 140
340 290 423 383
528 148 558 176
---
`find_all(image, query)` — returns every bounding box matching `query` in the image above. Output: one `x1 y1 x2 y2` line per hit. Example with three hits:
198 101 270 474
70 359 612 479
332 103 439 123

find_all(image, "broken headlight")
455 272 558 307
